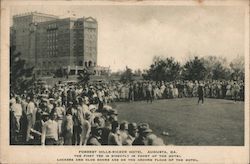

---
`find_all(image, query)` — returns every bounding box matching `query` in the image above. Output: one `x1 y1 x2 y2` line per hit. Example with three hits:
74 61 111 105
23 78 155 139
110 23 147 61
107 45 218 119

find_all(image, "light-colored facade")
11 12 98 76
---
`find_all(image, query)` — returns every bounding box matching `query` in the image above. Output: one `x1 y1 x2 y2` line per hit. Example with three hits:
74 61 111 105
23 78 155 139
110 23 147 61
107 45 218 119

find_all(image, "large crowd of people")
9 79 244 145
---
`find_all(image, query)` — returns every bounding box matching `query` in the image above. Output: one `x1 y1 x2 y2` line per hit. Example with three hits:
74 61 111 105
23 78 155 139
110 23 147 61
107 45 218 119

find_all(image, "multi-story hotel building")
11 12 100 76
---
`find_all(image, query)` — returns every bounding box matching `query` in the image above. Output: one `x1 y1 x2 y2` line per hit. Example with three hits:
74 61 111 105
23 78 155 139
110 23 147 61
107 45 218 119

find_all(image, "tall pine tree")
10 46 34 95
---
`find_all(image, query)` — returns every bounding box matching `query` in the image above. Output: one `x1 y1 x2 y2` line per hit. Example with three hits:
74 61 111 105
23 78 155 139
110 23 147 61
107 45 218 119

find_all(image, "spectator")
124 122 137 146
62 109 73 145
108 121 122 145
11 96 22 132
26 95 35 142
41 112 59 145
119 121 129 145
87 125 102 145
132 123 152 145
79 111 91 145
32 112 49 145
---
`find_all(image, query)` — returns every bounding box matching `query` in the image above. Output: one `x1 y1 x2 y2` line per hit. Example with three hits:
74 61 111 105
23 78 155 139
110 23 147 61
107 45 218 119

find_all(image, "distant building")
11 12 99 76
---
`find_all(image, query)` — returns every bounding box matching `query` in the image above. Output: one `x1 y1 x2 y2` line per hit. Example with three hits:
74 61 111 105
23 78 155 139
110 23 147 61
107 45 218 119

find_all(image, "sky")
10 5 246 72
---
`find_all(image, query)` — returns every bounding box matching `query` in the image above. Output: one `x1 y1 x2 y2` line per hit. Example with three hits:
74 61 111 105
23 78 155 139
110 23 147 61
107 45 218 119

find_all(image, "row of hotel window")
46 20 97 29
36 61 96 67
46 45 96 50
46 37 96 43
46 35 96 41
44 50 96 56
45 50 97 56
36 62 62 68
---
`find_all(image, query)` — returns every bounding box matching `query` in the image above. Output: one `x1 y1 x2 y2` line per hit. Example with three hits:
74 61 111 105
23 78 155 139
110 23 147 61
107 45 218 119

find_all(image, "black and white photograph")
8 3 246 146
1 0 249 163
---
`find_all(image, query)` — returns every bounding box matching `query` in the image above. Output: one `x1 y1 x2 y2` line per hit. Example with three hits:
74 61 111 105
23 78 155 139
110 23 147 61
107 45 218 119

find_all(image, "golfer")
197 82 204 105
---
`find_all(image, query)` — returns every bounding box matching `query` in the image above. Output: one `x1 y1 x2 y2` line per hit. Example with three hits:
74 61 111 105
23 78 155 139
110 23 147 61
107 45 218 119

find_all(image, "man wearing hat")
87 125 102 145
41 112 59 145
124 122 138 146
132 123 152 145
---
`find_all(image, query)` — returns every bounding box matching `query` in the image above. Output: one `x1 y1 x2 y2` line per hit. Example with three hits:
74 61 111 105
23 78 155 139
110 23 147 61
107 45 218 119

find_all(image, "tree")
182 56 206 80
77 68 92 85
201 56 229 80
10 46 34 95
120 66 133 82
230 55 244 80
144 56 181 81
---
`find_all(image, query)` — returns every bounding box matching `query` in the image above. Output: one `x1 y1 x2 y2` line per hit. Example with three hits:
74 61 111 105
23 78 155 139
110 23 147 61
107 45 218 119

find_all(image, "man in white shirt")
11 97 22 131
55 100 65 136
119 121 128 145
108 121 122 145
124 123 137 146
41 112 59 145
26 96 35 142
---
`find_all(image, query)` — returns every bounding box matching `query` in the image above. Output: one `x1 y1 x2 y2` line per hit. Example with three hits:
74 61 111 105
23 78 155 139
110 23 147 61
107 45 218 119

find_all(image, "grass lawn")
112 98 244 146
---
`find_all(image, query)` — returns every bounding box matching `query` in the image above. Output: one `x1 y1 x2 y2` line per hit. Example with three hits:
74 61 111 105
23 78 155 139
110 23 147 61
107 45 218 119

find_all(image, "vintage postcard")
0 0 249 163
